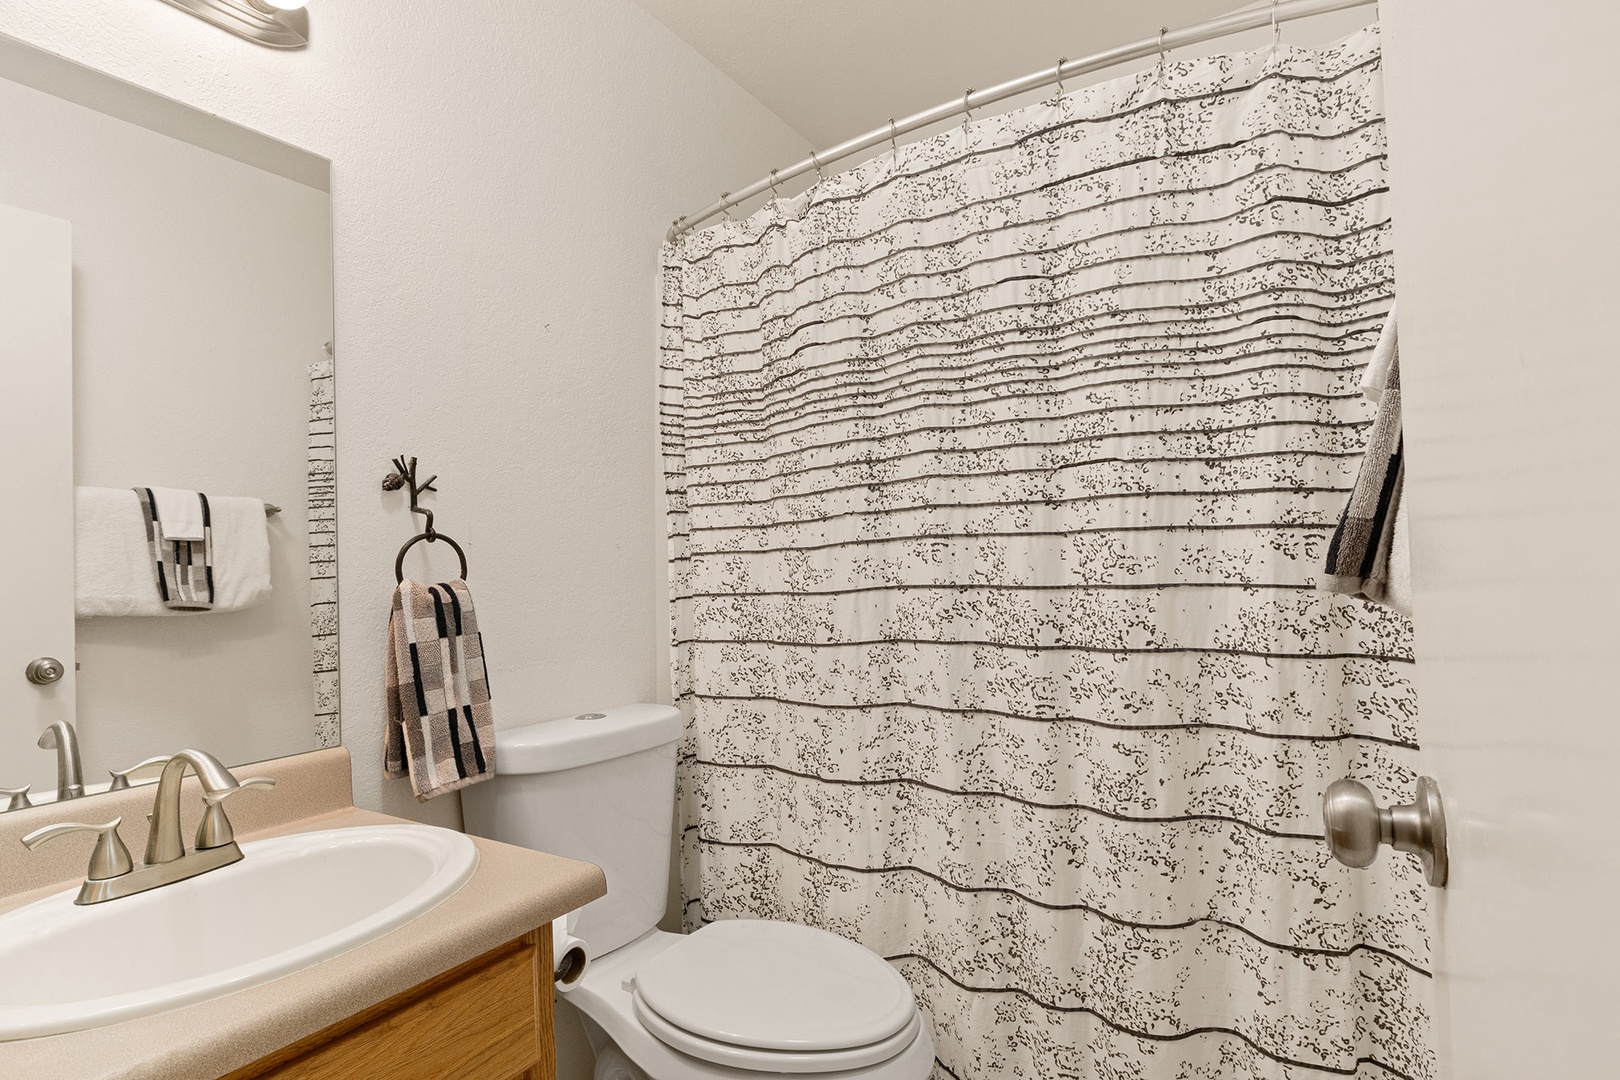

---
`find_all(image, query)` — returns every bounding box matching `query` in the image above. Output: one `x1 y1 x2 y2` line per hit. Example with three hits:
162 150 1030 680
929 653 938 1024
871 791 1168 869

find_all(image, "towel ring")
395 531 469 584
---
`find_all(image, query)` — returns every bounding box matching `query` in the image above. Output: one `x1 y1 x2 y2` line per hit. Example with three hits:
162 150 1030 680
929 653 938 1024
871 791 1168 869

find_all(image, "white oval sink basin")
0 824 477 1040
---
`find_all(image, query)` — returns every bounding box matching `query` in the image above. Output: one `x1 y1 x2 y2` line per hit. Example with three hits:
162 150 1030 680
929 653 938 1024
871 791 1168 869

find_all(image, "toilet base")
592 1030 653 1080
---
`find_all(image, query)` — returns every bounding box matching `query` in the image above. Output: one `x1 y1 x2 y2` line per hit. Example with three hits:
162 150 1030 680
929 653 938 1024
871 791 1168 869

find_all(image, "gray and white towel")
133 486 214 610
1320 307 1412 615
76 487 273 616
384 578 496 800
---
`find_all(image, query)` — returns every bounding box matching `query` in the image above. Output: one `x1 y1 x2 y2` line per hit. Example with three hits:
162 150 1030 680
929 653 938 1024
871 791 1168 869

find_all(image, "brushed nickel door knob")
25 657 64 685
1323 776 1448 888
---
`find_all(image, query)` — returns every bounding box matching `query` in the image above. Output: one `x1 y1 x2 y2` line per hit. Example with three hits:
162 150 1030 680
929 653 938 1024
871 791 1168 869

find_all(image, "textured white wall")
0 0 804 827
0 7 802 1075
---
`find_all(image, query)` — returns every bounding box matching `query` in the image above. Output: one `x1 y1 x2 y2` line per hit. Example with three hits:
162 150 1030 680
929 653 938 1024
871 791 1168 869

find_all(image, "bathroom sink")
0 824 478 1040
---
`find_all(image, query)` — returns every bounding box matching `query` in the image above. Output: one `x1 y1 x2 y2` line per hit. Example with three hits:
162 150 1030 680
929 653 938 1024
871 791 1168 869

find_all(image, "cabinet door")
0 203 74 795
226 928 553 1080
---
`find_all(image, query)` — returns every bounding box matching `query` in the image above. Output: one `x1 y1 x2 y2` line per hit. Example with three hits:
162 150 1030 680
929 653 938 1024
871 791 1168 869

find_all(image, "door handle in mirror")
25 657 65 685
1323 776 1448 888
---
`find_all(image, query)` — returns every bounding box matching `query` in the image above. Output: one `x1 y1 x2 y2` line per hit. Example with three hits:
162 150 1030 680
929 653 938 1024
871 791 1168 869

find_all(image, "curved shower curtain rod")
668 0 1376 242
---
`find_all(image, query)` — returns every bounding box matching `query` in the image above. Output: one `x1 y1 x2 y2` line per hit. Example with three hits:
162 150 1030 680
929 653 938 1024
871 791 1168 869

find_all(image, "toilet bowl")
461 704 933 1080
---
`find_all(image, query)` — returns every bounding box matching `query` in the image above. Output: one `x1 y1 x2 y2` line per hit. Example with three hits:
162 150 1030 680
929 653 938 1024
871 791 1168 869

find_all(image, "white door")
1381 3 1620 1077
0 203 75 798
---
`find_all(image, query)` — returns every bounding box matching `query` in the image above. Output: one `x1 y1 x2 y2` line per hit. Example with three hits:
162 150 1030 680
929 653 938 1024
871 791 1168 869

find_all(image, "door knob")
25 657 65 685
1323 776 1448 887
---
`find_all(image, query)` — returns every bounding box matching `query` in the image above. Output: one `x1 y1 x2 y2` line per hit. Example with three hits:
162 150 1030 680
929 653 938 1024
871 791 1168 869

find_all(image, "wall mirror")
0 35 336 811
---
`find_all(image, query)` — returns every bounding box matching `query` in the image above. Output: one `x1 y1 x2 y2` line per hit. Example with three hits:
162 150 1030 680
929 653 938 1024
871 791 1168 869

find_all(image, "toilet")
461 703 935 1080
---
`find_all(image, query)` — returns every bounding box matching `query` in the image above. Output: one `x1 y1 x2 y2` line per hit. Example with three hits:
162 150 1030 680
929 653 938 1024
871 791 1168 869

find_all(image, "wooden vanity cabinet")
223 925 555 1080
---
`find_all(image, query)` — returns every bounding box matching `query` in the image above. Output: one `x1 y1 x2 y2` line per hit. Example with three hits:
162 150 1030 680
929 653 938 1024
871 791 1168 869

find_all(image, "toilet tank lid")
494 703 683 774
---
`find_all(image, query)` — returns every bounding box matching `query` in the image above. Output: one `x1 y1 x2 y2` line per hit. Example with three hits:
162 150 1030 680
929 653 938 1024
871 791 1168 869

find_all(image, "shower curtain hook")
1158 27 1169 85
1052 57 1067 105
962 88 975 143
768 168 781 204
889 119 902 165
720 193 732 222
1271 0 1281 50
809 148 825 183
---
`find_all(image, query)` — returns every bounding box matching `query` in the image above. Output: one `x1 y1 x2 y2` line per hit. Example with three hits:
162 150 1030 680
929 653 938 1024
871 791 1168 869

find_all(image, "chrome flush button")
575 713 607 721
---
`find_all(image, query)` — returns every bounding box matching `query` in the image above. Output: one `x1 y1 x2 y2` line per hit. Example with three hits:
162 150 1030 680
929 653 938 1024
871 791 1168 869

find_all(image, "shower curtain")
660 27 1430 1080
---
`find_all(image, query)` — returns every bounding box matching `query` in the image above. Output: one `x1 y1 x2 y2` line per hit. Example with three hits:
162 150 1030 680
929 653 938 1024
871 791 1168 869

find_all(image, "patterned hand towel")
1320 307 1412 615
133 487 213 610
384 579 496 800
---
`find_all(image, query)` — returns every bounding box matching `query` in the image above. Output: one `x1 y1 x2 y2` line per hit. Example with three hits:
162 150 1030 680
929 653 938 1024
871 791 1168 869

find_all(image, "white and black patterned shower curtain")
660 28 1430 1080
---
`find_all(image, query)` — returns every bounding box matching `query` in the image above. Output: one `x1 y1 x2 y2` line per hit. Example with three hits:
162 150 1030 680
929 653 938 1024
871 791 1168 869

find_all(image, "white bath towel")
75 487 274 617
148 487 207 541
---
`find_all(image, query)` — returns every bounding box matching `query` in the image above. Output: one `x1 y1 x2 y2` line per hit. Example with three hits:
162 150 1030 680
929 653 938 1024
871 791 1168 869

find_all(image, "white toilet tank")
461 703 683 957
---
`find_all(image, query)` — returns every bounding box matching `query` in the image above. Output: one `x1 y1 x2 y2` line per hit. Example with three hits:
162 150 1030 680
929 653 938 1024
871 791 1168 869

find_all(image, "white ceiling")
632 0 1246 148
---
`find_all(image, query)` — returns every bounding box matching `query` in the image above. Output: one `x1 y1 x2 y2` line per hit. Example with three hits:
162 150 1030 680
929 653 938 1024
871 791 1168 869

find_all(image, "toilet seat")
633 992 923 1074
571 928 936 1080
630 920 920 1073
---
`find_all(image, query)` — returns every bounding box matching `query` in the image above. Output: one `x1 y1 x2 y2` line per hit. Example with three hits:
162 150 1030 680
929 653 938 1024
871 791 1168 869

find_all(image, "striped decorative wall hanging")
661 26 1431 1080
309 350 339 748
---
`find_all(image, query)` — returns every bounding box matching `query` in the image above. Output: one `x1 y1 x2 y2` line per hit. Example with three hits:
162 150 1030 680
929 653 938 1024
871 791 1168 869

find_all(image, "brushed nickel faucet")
144 750 273 864
36 720 84 802
20 748 274 905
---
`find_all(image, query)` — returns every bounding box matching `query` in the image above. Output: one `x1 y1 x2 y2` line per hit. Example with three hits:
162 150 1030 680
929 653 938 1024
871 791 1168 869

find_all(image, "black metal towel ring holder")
384 455 469 584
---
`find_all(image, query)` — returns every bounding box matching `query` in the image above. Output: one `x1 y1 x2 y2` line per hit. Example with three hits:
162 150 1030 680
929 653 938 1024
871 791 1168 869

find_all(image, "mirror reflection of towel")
134 487 212 609
148 486 207 541
74 486 273 616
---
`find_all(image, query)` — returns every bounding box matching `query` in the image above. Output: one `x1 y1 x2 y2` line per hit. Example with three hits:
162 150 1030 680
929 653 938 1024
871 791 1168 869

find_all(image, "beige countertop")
0 748 606 1080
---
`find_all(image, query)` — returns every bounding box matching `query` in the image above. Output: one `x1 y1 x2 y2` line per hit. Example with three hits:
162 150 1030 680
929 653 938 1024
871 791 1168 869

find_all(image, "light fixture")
155 0 310 49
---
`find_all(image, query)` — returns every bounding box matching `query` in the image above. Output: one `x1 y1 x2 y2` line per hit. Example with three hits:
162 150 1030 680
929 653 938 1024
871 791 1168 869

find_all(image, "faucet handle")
196 777 275 850
203 776 276 805
21 817 134 881
108 756 172 792
0 785 32 812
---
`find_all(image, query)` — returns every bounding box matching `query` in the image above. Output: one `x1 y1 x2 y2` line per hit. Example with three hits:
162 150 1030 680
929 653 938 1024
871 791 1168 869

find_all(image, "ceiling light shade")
156 0 310 49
